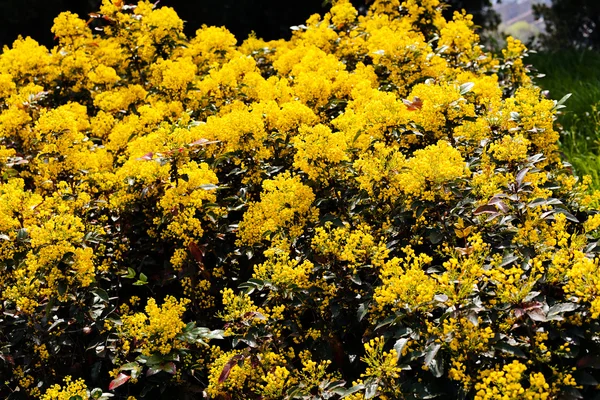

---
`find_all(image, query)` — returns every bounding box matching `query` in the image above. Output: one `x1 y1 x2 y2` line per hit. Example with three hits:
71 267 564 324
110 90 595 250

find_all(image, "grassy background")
528 50 600 187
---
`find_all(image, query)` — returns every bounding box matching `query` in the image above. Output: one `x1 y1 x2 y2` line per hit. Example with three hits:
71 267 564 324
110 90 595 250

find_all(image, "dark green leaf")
394 338 410 360
364 379 379 399
495 342 526 358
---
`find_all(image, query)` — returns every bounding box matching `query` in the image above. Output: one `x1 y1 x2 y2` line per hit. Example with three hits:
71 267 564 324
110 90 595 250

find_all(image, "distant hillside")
492 0 550 42
493 0 550 27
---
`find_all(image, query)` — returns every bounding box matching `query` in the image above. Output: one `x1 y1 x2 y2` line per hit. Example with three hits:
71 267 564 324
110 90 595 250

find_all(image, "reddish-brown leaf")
108 373 130 391
188 241 205 265
403 96 423 111
218 355 244 383
473 204 499 215
137 152 153 161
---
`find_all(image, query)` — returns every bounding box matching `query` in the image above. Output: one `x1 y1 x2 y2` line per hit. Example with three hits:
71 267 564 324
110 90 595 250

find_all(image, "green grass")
527 50 600 187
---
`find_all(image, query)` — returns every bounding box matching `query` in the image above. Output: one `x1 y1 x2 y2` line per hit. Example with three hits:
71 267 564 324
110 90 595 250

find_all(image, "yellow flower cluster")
312 222 388 272
474 361 550 400
41 376 89 400
374 247 437 314
120 296 190 355
253 251 314 291
0 0 596 397
206 349 289 398
238 172 318 245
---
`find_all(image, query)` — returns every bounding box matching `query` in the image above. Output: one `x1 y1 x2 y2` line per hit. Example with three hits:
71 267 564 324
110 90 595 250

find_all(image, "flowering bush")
1 0 599 399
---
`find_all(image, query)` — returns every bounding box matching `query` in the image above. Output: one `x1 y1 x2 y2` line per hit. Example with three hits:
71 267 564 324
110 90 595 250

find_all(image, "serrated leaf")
146 367 161 377
428 229 444 244
466 312 479 327
189 138 219 146
188 241 205 266
429 350 444 378
403 96 423 111
375 315 396 330
528 198 547 208
488 196 509 213
203 329 225 341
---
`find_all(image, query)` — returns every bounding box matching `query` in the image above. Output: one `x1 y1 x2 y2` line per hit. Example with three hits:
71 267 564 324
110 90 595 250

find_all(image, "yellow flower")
238 172 318 245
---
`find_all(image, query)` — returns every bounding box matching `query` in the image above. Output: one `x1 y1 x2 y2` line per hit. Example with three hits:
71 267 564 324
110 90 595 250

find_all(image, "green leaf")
364 379 379 399
320 214 345 228
424 342 441 369
499 253 519 268
459 82 475 95
57 281 67 296
554 208 580 223
427 229 444 244
161 362 176 375
357 302 369 322
574 371 598 386
93 288 109 302
122 267 136 279
547 302 579 320
375 315 397 330
199 184 218 190
394 338 410 360
495 342 526 358
333 384 364 397
90 388 103 399
119 362 140 372
429 350 444 378
553 93 572 111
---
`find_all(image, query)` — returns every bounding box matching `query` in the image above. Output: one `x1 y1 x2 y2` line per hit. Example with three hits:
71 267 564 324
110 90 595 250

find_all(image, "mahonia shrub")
1 0 599 398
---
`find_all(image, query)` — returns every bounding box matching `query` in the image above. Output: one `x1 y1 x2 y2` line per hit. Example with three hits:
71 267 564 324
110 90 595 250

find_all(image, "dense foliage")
1 0 599 399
